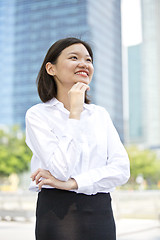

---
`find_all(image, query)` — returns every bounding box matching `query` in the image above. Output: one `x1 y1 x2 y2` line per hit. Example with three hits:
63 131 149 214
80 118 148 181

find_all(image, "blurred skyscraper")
0 0 124 140
128 0 160 149
0 0 15 126
128 44 143 143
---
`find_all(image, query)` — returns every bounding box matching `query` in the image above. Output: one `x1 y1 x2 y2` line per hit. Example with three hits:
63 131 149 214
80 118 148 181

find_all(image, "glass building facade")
0 0 124 140
13 0 90 127
88 0 124 139
128 44 143 143
128 0 160 148
0 0 15 125
141 0 160 149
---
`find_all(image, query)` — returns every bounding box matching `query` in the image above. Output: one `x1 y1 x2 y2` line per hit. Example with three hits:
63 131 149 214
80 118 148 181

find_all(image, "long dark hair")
36 37 93 103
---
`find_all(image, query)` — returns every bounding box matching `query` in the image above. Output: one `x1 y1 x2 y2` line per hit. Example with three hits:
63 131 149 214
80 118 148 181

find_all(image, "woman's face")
52 43 94 88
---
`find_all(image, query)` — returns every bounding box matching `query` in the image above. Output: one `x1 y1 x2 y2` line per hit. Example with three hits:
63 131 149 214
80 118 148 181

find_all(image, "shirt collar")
44 97 93 113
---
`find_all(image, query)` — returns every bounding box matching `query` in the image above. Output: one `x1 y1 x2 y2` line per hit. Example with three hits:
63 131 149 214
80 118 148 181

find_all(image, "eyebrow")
67 52 91 57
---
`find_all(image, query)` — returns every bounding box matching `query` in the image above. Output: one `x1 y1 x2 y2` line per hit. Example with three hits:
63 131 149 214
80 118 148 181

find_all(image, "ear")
45 62 55 76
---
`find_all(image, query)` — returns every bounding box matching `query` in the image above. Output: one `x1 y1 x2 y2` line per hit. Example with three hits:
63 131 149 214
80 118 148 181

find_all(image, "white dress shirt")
25 97 130 195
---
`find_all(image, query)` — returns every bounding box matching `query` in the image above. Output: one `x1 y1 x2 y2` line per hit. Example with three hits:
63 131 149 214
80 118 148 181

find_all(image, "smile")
75 71 88 77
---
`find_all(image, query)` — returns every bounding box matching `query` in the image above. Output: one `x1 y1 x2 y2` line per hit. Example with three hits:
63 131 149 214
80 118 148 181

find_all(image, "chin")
76 79 90 85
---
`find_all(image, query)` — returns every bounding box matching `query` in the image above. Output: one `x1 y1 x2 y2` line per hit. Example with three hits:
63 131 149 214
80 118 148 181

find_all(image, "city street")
0 218 159 240
0 0 160 239
119 228 160 240
117 219 160 240
0 191 160 239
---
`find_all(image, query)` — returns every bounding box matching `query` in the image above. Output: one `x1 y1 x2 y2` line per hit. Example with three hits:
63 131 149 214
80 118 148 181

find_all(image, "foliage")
0 125 32 177
126 145 160 187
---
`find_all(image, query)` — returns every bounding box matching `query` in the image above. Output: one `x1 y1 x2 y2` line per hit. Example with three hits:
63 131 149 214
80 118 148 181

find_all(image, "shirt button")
64 167 67 172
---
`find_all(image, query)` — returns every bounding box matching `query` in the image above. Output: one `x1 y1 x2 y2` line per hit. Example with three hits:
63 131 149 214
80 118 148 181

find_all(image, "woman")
25 37 130 240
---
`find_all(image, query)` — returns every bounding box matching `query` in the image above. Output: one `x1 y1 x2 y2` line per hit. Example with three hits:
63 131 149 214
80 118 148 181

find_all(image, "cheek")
91 65 94 72
90 66 94 77
62 62 76 73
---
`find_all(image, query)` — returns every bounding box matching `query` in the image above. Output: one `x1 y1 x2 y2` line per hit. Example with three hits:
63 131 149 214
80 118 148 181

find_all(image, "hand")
30 168 78 191
68 82 90 119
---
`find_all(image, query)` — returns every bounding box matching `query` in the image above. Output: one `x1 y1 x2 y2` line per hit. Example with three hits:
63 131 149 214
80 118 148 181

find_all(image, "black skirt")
35 188 116 240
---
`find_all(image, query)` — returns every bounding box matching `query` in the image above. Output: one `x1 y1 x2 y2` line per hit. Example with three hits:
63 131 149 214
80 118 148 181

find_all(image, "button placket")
81 136 89 172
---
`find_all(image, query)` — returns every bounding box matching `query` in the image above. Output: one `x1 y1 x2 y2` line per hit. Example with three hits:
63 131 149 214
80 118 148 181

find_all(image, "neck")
56 85 71 111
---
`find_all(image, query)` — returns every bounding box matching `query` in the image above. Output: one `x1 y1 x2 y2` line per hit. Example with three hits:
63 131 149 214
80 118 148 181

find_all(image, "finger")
86 85 90 91
35 173 43 185
35 171 50 185
80 84 90 92
72 82 89 91
31 169 51 181
38 179 48 190
30 168 42 181
38 179 53 190
70 82 81 90
77 82 89 89
74 82 87 90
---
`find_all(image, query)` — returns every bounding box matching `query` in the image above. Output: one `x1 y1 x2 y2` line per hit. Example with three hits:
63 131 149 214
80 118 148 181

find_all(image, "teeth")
76 72 88 76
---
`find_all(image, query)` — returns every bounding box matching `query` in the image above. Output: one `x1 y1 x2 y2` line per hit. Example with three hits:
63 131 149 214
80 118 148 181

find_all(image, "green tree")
0 126 32 176
126 145 160 186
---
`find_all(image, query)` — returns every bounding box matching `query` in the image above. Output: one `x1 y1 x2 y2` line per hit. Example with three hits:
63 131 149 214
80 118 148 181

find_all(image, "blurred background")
0 0 160 239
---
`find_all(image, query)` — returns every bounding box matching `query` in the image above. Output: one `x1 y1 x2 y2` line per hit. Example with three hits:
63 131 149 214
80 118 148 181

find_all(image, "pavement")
0 190 160 239
117 218 160 240
0 217 159 240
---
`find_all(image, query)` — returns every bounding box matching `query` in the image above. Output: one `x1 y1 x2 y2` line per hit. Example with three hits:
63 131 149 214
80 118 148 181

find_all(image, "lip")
75 69 89 76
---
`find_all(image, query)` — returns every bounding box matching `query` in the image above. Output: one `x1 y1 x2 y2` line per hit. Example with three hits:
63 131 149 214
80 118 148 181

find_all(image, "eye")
70 56 78 60
86 58 92 63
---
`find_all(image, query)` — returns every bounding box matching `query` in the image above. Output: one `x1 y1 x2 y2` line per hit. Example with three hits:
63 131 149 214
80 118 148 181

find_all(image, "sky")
121 0 143 124
121 0 142 46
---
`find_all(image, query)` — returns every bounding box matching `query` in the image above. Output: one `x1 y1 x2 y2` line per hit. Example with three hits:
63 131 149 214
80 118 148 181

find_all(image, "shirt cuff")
73 172 94 195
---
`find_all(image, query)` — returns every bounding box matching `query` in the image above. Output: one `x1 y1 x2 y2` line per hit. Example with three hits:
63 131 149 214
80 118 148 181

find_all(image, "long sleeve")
25 108 84 181
72 111 130 195
26 100 130 194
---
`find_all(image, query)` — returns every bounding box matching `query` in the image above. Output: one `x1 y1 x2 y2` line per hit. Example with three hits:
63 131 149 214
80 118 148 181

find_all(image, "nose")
77 60 88 68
